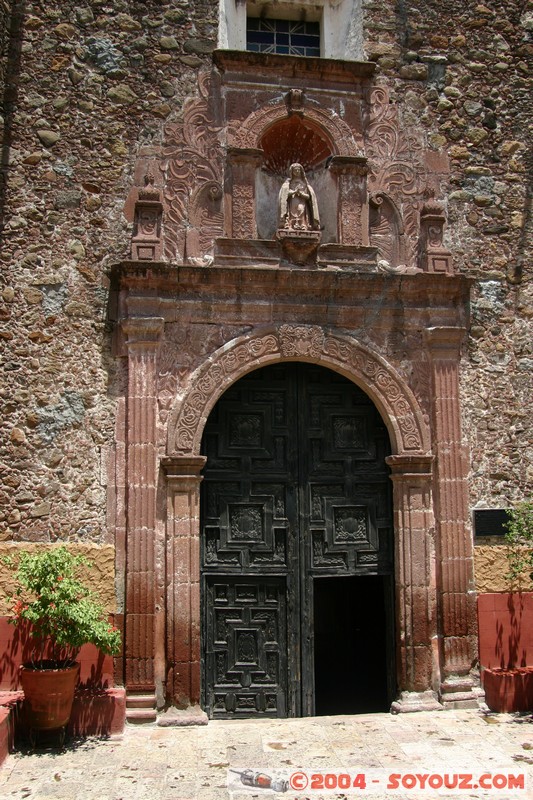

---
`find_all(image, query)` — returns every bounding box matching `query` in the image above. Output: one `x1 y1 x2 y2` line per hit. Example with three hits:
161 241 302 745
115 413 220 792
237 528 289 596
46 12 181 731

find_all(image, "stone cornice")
110 261 473 311
213 50 376 84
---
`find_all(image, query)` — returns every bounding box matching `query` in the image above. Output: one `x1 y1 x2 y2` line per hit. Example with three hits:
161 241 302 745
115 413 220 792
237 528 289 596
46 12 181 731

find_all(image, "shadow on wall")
0 617 115 689
477 592 533 670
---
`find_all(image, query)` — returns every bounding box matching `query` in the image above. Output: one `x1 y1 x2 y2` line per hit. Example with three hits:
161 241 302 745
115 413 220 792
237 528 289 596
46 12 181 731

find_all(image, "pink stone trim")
231 103 363 155
167 326 430 458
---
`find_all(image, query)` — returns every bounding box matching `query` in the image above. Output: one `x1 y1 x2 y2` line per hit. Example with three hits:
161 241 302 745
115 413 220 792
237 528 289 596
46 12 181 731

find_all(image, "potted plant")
482 501 533 713
4 546 121 742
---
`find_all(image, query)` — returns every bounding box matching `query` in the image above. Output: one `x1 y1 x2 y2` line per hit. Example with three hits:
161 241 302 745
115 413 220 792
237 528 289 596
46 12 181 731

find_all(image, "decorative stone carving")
167 326 430 457
277 164 321 264
369 191 407 269
231 102 363 155
161 68 223 261
228 147 263 240
418 193 453 274
278 324 324 358
328 155 369 246
366 86 428 267
285 88 305 116
131 173 163 261
186 180 223 265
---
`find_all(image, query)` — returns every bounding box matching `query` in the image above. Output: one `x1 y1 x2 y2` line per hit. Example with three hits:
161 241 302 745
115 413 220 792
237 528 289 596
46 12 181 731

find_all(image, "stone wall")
0 1 217 551
0 0 531 599
362 0 532 509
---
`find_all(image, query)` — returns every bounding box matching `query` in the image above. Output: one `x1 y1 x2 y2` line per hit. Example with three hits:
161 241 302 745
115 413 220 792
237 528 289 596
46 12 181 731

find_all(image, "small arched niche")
256 116 337 242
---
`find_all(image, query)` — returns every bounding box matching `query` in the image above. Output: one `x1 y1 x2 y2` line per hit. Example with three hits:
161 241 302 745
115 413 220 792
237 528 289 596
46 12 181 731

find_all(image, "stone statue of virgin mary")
278 163 320 232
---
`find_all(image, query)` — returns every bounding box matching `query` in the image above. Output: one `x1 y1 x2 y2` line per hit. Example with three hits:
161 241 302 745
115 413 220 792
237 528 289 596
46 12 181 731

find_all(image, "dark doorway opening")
313 575 391 715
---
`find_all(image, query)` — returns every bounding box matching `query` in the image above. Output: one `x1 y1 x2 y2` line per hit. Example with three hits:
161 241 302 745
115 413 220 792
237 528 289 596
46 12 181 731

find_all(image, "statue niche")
277 163 321 266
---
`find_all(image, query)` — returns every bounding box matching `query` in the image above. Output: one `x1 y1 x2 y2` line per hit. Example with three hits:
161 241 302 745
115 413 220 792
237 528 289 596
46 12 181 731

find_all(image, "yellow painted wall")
0 543 116 614
474 538 533 593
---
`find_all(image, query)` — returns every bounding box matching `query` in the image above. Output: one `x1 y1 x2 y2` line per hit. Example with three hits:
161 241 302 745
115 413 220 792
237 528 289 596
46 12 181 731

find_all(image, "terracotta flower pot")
20 661 80 731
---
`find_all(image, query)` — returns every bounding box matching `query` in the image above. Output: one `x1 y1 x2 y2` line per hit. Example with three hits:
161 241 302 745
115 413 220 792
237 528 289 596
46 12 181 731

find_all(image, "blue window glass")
246 17 320 56
248 31 275 44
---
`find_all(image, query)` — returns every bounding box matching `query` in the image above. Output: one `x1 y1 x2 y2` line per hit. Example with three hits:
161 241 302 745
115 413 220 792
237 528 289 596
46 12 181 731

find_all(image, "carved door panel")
201 364 392 718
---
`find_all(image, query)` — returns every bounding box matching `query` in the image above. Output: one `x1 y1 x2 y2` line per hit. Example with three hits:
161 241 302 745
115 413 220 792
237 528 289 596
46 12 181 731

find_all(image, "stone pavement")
0 709 532 800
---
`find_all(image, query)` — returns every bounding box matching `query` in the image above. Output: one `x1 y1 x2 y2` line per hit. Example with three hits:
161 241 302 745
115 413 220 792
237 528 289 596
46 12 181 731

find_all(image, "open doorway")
313 576 392 715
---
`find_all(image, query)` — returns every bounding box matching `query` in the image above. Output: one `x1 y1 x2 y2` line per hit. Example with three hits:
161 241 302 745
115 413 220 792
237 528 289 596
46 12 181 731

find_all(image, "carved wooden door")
201 364 393 718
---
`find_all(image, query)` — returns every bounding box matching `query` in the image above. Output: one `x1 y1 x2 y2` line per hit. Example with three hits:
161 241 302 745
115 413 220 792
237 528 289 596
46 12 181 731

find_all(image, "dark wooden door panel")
206 577 288 717
201 364 393 718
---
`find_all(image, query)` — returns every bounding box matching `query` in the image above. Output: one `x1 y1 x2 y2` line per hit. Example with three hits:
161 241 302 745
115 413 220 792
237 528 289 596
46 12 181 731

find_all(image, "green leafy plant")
504 500 533 587
4 546 121 669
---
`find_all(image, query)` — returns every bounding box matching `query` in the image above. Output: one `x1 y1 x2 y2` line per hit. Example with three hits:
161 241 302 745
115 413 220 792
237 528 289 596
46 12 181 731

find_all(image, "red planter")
483 667 533 713
19 661 80 731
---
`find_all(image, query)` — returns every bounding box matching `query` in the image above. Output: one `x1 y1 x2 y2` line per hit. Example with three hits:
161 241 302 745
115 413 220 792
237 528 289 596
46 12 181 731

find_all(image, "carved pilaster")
425 326 478 708
386 455 441 711
131 174 163 262
418 198 453 275
328 155 369 246
162 456 206 708
227 147 263 239
122 317 164 692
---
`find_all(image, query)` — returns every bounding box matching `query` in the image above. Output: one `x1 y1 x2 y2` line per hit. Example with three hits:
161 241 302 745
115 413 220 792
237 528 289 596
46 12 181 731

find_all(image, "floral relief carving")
279 324 324 358
161 69 224 261
232 184 255 239
169 327 429 456
366 85 428 264
339 178 363 245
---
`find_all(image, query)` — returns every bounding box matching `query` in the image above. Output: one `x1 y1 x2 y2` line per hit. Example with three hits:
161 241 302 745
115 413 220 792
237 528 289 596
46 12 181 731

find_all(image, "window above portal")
246 18 321 57
219 0 364 61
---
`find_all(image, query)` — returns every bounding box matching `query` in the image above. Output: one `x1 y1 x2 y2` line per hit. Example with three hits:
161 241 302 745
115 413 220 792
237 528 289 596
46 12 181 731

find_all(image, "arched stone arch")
230 103 364 156
167 325 430 457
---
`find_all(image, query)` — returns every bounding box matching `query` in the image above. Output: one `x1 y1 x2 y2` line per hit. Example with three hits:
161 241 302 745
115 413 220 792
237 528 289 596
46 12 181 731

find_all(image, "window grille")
246 18 320 57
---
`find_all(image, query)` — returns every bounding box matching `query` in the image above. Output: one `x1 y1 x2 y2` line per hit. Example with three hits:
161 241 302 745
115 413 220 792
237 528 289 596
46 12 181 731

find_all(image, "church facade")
0 0 531 721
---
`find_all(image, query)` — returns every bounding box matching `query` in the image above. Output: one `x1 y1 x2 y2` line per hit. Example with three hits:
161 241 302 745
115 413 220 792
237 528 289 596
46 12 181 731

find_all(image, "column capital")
122 317 165 348
386 454 434 480
328 155 369 176
161 455 207 481
227 147 264 166
424 326 466 356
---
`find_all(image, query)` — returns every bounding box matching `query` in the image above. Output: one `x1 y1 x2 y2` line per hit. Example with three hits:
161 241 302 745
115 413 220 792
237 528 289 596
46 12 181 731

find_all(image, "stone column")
122 317 164 694
386 455 443 712
425 326 478 707
328 155 369 246
227 147 263 239
161 455 206 709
